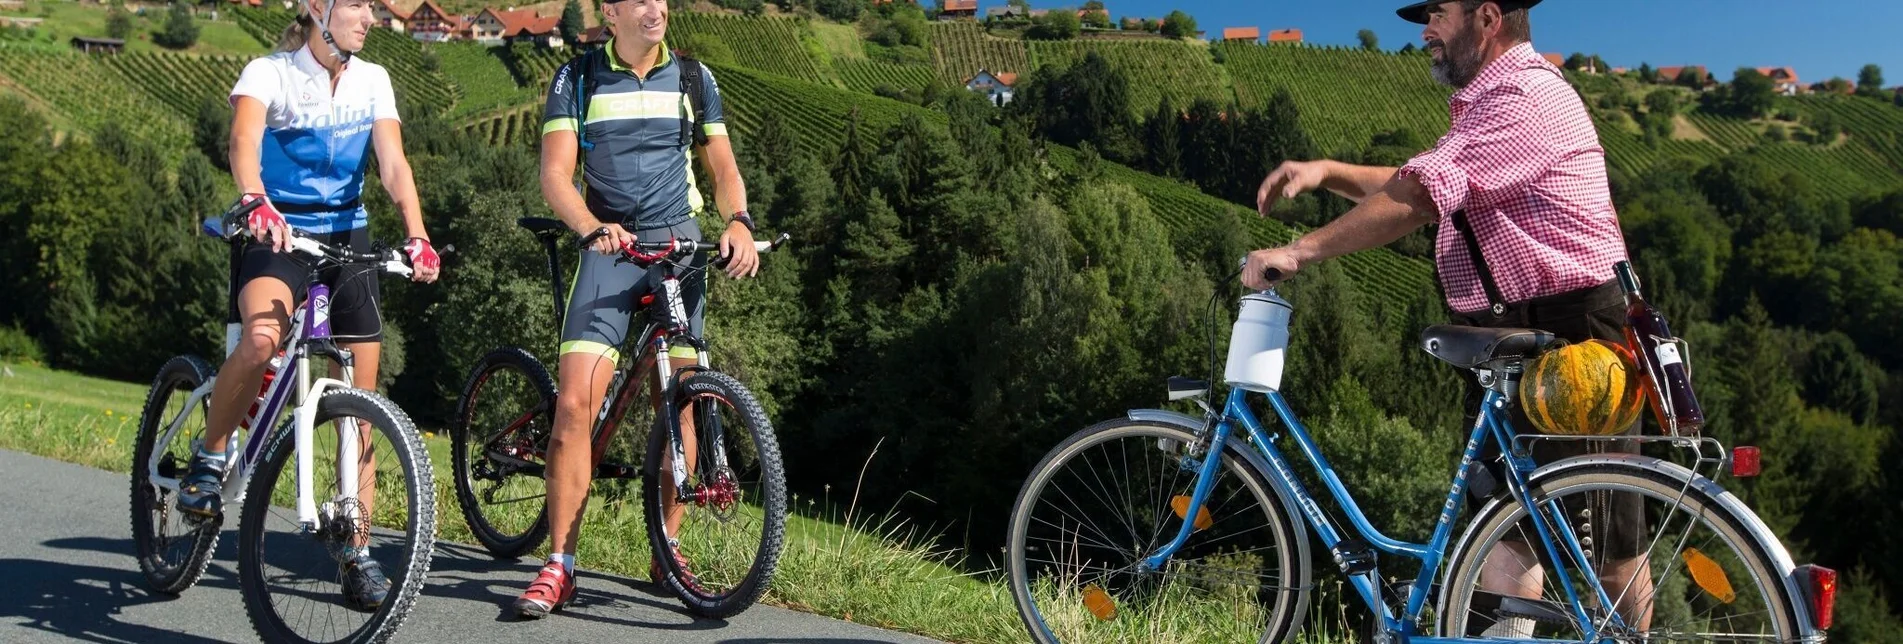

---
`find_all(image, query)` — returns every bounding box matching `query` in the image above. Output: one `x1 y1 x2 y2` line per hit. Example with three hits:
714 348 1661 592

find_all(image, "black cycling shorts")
226 226 384 342
559 221 707 364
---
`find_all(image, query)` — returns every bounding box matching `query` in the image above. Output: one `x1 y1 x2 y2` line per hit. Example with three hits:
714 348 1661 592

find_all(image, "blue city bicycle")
1005 272 1836 643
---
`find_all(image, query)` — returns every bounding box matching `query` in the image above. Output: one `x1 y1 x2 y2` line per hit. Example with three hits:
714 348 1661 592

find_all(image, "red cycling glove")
403 237 440 272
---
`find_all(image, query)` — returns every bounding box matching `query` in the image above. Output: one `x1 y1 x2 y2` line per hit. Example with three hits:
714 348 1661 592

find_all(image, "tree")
1638 62 1657 83
106 2 133 40
1079 0 1110 29
1143 95 1182 178
1804 332 1880 424
1724 67 1775 117
1808 110 1841 144
1357 29 1378 51
1675 66 1706 88
1857 64 1884 96
1026 9 1079 40
1398 42 1416 54
153 2 199 50
1159 10 1196 39
559 0 583 46
1565 52 1590 71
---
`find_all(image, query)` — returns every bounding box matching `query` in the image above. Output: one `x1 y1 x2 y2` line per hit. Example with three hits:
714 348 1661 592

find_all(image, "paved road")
0 449 944 644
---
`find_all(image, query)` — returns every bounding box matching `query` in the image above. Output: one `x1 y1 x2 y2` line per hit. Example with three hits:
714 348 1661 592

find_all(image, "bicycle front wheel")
1438 461 1803 642
642 369 787 619
238 388 437 644
1006 419 1309 644
130 354 221 594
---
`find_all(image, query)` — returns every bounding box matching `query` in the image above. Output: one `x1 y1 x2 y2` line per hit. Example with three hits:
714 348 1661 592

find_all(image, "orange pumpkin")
1520 339 1645 436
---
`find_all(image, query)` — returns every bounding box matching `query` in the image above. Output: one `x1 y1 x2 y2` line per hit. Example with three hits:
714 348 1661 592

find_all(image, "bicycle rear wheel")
1438 461 1803 642
130 354 221 594
238 388 436 644
452 347 556 558
1006 419 1308 644
642 370 787 618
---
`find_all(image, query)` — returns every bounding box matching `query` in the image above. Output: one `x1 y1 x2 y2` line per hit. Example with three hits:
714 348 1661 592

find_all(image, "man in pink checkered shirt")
1246 0 1653 636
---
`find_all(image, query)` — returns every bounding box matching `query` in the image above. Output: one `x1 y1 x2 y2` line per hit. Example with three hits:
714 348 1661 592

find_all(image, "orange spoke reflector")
1682 547 1737 604
1082 584 1117 621
1171 495 1214 531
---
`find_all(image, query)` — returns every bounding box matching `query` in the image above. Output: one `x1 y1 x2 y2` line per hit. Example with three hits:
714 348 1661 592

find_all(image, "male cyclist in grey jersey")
512 0 760 619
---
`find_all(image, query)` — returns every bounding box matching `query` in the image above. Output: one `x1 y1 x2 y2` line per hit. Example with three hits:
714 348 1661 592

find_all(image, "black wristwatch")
728 210 756 232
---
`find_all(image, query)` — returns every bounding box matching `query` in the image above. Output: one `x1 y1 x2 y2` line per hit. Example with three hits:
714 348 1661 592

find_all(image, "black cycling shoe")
174 453 226 520
342 552 391 612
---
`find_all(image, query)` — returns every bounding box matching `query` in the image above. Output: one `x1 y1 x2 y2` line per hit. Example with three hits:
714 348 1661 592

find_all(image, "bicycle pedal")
1331 538 1378 575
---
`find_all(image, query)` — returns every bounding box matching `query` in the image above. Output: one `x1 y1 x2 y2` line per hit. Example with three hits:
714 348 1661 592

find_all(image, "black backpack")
569 46 711 158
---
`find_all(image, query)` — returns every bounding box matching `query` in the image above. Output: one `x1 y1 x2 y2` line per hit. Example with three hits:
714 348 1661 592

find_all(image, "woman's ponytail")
275 13 314 52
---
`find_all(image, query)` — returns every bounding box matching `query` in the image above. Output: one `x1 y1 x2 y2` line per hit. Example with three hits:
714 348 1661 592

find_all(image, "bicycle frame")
143 280 363 533
582 251 728 502
1149 386 1629 643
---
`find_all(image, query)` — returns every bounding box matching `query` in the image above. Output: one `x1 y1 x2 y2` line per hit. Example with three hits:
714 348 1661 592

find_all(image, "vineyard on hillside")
1026 39 1231 117
0 43 190 150
433 41 535 119
698 61 1436 306
1217 42 1451 155
669 12 825 84
927 22 1029 87
835 58 935 95
1788 94 1903 172
100 52 248 118
466 103 542 148
501 44 573 90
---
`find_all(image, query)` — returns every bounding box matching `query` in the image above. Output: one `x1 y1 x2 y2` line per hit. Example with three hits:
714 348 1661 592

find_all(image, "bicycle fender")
1444 452 1822 639
1124 409 1315 609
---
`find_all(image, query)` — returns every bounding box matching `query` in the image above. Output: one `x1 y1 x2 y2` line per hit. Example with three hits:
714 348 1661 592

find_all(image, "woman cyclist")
174 0 441 611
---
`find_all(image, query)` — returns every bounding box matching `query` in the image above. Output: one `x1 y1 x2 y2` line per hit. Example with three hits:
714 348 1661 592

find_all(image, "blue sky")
1021 0 1902 87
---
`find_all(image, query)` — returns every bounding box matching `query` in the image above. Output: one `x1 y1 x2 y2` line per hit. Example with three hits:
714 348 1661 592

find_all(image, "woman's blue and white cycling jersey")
229 45 400 233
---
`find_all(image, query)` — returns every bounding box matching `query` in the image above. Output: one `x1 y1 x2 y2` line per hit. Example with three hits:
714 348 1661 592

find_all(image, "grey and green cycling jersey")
542 39 728 231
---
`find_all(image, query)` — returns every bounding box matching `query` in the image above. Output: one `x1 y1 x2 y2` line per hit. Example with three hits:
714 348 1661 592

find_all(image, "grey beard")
1431 47 1484 88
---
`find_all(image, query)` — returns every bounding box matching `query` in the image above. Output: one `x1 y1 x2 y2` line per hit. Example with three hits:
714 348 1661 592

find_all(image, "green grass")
1 0 265 57
0 359 1368 643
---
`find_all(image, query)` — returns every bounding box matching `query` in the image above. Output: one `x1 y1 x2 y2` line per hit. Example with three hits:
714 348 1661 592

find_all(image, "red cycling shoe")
512 561 577 619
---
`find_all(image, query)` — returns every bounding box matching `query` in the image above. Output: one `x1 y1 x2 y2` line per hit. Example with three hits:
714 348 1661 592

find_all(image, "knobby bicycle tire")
130 354 222 595
452 346 558 558
642 369 787 619
237 388 437 644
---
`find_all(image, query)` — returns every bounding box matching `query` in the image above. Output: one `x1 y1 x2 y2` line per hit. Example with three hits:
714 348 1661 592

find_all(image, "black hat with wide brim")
1396 0 1542 25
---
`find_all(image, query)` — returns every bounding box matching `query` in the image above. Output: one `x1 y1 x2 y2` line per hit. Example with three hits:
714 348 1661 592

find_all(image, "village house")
965 68 1017 106
1755 66 1802 95
1220 27 1259 42
373 0 407 32
1657 65 1714 88
938 0 976 20
405 0 462 42
69 36 124 54
1266 28 1301 44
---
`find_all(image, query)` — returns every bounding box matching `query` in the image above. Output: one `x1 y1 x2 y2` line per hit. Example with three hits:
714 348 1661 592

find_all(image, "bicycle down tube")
1143 386 1628 642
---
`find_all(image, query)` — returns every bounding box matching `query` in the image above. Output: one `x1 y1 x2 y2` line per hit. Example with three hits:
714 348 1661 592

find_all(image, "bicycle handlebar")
577 227 792 269
206 200 418 279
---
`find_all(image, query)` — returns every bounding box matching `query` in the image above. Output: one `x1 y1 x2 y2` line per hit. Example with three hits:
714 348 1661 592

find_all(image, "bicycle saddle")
516 217 567 237
1420 325 1563 369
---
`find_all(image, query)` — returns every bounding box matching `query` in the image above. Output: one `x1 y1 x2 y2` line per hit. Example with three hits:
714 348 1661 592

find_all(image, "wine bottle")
1614 261 1705 435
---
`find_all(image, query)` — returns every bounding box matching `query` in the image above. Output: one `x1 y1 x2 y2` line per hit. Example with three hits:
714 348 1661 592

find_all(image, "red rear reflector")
1731 446 1760 478
1797 564 1837 629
